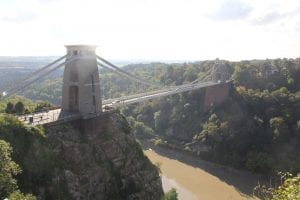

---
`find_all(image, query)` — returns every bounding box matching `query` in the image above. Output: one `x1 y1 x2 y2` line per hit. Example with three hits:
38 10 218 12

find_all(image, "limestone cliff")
25 112 163 199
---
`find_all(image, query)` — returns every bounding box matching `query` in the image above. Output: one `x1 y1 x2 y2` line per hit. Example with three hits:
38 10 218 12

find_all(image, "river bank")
143 141 264 199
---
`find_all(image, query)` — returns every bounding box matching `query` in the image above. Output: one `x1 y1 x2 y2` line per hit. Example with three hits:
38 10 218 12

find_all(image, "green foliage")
0 97 54 116
0 96 36 114
34 101 52 112
254 172 300 200
232 63 254 87
118 59 300 174
269 117 289 141
1 57 300 176
153 138 165 146
22 78 63 105
0 114 60 196
232 59 300 91
125 116 155 139
110 59 300 174
134 121 155 139
5 102 14 114
0 140 21 199
164 188 178 200
14 102 25 114
245 152 272 173
8 190 36 200
5 101 26 114
272 174 300 200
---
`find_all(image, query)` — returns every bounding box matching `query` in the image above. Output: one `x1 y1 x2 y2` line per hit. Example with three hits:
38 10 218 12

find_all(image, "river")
144 149 261 200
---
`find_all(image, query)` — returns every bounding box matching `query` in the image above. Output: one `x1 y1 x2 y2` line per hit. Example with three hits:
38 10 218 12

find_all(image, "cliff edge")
17 112 163 200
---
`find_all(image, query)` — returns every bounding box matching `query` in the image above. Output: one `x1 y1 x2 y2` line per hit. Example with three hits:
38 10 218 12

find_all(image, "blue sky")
0 0 299 61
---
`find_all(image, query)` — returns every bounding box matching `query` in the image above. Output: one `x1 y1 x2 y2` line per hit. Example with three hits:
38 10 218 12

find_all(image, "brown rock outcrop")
37 112 163 200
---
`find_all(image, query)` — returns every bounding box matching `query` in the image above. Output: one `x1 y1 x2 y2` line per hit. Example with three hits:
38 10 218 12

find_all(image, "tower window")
93 96 96 105
69 86 79 111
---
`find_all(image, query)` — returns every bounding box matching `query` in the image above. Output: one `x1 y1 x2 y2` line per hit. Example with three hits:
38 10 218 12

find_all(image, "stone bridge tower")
62 45 102 115
212 59 231 82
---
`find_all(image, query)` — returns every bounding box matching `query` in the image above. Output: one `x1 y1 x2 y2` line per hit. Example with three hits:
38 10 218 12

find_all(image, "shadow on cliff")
142 141 267 197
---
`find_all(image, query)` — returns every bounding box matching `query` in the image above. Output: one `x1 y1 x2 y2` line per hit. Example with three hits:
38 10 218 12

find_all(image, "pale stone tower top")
65 45 97 57
65 44 97 50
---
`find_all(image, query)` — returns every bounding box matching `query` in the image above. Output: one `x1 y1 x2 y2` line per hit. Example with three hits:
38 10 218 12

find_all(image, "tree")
14 102 25 114
184 66 197 82
5 102 14 114
134 121 154 139
0 140 21 199
7 190 36 200
255 173 300 200
196 113 222 147
164 188 178 200
232 64 255 88
245 152 272 173
269 117 289 141
271 174 300 200
34 101 52 112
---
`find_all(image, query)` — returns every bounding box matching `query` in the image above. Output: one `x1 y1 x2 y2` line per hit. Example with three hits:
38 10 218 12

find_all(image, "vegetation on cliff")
163 188 178 200
0 57 299 198
0 139 21 198
114 59 300 175
0 113 163 199
255 172 300 200
0 95 53 115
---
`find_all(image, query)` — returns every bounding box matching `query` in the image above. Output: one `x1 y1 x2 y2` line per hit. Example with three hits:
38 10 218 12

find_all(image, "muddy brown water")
145 150 260 200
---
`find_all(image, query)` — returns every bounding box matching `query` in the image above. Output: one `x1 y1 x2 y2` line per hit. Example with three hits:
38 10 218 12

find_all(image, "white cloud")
208 0 253 21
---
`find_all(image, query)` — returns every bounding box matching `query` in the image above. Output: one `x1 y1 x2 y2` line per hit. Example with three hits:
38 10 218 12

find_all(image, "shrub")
164 188 178 200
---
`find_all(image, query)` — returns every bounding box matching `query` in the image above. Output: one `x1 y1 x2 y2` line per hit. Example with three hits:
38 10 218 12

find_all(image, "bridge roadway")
17 81 228 126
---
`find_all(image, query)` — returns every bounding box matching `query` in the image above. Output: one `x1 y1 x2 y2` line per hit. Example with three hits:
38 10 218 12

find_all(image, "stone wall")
204 82 232 108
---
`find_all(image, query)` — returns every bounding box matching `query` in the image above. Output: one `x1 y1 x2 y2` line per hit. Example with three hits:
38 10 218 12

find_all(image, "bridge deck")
17 81 230 126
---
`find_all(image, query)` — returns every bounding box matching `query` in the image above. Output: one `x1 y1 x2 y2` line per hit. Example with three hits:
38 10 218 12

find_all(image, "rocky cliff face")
31 112 163 199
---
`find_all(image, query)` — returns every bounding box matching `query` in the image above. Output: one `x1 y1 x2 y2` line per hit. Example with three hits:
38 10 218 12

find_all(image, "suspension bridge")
1 45 231 125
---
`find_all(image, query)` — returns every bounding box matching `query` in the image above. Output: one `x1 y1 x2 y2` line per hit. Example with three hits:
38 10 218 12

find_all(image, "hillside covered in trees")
120 58 300 174
0 57 299 199
1 57 300 174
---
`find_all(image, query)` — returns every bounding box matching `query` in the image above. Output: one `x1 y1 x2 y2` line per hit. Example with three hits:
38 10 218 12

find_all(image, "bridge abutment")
204 81 232 108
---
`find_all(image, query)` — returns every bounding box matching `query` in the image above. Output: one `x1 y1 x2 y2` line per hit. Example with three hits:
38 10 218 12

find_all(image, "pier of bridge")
62 45 102 116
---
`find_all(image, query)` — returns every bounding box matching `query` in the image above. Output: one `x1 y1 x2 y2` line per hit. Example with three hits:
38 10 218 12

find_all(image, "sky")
0 0 299 61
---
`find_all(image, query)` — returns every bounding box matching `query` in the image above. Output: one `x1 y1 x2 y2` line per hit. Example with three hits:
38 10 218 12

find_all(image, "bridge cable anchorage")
96 56 161 87
1 56 78 99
